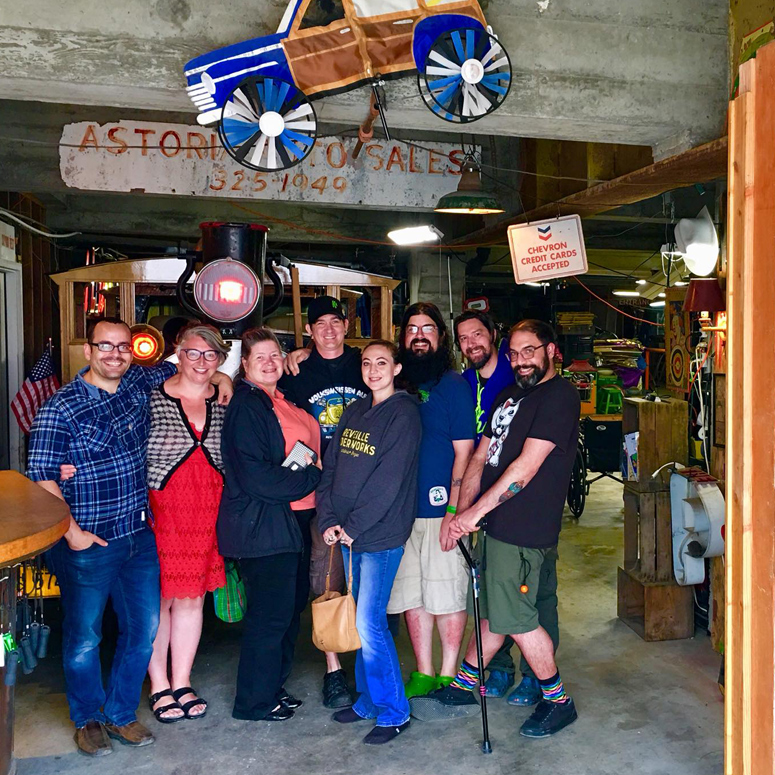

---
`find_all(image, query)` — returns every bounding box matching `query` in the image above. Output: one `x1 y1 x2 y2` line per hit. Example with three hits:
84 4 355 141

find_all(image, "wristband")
446 505 457 515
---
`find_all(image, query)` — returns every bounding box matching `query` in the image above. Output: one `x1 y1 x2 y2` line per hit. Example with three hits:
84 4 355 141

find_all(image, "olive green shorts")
466 535 554 636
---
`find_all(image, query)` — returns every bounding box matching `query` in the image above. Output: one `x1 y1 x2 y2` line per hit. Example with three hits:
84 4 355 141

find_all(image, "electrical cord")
0 208 80 239
689 340 712 468
571 275 665 327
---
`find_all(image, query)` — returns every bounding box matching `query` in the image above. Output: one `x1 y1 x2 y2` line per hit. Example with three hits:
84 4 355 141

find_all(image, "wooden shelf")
617 567 694 642
622 397 688 492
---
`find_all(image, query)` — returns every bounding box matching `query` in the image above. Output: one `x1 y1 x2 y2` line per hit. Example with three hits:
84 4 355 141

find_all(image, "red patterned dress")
148 389 226 599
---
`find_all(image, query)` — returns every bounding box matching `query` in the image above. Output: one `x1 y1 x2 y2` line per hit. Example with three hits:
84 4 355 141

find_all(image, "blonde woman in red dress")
145 324 230 723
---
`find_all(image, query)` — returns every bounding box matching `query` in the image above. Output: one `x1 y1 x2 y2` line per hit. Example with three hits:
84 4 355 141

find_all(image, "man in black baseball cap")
279 295 367 709
306 295 347 325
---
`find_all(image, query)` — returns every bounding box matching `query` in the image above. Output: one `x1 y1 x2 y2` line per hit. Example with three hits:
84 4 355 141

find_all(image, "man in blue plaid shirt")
27 317 231 757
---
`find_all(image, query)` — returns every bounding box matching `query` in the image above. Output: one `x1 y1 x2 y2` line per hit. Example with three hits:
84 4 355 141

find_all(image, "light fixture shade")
434 153 504 215
434 189 504 214
674 206 719 276
682 278 725 313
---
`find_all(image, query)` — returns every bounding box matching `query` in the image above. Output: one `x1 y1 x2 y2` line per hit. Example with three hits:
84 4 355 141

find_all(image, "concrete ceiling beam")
0 0 728 153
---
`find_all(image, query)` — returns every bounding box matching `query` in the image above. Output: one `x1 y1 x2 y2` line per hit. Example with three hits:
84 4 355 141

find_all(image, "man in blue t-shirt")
387 302 475 699
454 310 561 707
456 311 515 443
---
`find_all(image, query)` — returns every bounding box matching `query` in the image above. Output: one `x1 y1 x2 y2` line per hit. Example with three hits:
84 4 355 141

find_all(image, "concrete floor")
13 479 723 774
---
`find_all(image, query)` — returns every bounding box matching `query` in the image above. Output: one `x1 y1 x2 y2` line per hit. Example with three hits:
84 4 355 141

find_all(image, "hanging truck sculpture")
183 0 512 172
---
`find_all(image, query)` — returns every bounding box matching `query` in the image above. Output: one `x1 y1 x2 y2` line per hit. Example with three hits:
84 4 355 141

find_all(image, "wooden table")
0 471 70 775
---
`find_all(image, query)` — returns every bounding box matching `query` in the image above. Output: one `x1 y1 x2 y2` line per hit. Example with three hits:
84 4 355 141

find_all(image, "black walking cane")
457 538 492 754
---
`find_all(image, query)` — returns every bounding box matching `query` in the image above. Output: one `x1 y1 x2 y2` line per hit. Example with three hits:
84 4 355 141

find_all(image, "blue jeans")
343 545 409 727
47 529 160 728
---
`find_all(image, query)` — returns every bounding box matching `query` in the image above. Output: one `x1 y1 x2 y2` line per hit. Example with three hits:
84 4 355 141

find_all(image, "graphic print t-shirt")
279 345 367 452
417 370 475 518
480 375 580 548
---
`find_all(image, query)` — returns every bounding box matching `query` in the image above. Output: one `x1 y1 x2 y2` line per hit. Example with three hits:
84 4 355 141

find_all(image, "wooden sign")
59 121 473 211
507 215 588 284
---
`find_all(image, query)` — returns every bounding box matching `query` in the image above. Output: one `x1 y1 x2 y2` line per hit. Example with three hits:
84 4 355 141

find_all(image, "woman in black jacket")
317 340 421 745
218 327 321 722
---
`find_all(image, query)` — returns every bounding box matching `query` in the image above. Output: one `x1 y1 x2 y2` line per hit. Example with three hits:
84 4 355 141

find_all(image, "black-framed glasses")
181 348 220 362
509 343 547 361
89 341 132 353
406 324 438 335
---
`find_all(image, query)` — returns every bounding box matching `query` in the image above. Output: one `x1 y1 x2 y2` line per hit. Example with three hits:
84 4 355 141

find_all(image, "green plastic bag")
213 561 247 623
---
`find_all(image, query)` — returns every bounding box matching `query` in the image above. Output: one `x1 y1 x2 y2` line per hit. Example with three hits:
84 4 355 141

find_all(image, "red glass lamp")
683 278 726 336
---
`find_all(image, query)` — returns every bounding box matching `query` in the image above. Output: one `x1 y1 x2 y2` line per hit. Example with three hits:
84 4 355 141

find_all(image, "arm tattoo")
451 478 463 487
498 481 524 503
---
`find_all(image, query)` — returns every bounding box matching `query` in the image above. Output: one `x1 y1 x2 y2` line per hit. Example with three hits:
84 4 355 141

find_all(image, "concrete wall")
0 0 729 155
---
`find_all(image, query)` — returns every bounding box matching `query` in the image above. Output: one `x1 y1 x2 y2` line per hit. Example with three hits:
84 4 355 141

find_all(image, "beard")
465 343 494 372
400 344 448 387
513 352 549 389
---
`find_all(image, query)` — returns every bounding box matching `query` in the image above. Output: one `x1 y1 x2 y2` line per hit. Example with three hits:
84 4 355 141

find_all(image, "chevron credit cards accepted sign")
507 215 588 284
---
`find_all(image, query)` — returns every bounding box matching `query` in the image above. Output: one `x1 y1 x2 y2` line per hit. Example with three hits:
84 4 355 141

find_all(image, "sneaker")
404 671 438 699
277 688 303 710
507 675 541 706
323 669 353 709
332 707 368 724
519 698 578 738
409 685 479 722
483 669 515 698
363 721 410 745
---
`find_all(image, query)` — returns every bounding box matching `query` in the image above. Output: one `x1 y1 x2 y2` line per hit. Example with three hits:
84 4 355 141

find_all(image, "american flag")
11 349 60 435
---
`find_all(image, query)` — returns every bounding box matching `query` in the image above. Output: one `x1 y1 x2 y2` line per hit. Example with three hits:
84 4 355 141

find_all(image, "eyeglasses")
406 324 438 335
509 343 548 361
89 342 132 353
181 348 220 362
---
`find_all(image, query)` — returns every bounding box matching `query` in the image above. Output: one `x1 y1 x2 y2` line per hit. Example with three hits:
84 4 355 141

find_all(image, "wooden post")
380 286 392 341
291 265 303 348
725 42 775 775
119 283 135 327
60 282 73 381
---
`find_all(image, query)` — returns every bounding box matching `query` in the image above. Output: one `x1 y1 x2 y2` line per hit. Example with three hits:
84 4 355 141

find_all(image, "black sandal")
148 689 184 724
172 686 208 719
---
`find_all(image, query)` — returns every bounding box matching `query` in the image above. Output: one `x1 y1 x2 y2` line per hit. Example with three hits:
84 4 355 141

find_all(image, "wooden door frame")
725 39 775 775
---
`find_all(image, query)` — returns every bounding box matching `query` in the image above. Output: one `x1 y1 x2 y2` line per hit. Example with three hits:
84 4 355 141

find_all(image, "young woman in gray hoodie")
317 340 421 745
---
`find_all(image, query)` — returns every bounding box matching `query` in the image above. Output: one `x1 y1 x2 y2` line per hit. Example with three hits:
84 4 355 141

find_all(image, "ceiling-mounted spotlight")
387 224 444 246
434 152 505 215
649 300 665 308
674 206 719 277
613 290 641 297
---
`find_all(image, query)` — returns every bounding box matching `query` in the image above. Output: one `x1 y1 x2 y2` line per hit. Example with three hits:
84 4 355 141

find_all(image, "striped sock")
450 660 480 692
539 671 569 703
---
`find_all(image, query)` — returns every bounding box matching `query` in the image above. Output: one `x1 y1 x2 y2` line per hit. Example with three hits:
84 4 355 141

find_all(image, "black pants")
233 551 301 720
287 509 314 654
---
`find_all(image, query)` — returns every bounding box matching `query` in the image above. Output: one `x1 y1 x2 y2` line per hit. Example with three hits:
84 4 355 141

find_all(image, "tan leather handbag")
311 546 361 653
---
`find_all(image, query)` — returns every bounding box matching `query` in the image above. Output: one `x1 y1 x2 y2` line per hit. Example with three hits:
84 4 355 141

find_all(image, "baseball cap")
307 295 347 325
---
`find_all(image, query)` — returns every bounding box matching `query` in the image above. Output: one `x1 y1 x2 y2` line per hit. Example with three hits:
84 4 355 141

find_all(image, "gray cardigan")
146 385 225 490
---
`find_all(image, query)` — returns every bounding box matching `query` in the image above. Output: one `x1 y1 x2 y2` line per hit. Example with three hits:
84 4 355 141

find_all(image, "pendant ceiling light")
434 152 504 215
